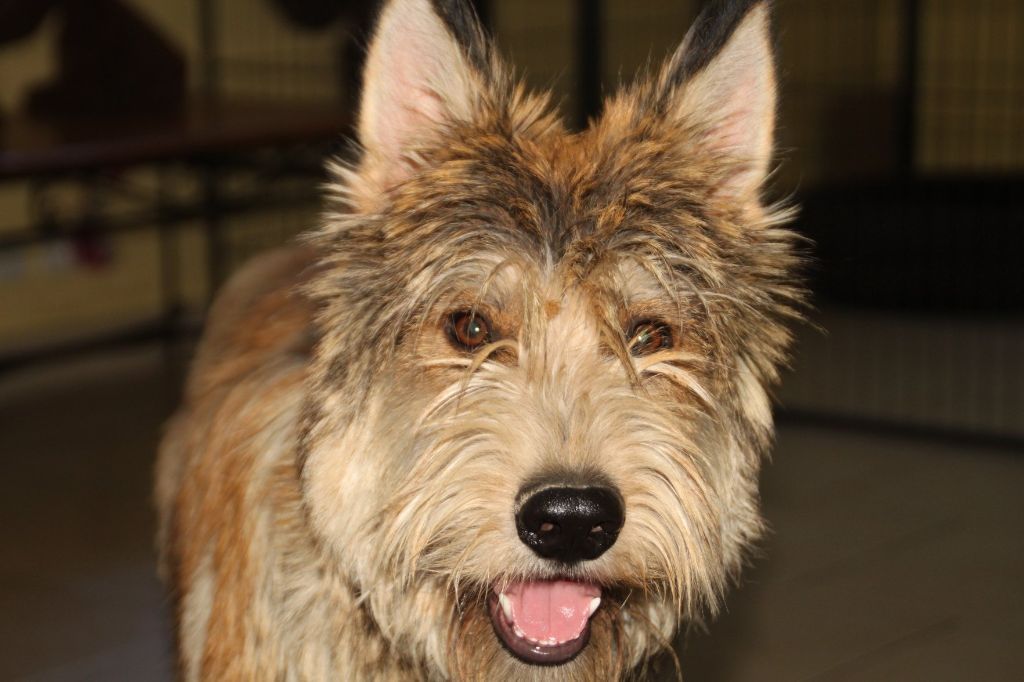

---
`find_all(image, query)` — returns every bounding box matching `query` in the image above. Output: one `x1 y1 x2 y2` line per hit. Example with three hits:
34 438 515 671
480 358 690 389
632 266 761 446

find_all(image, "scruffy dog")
156 0 802 678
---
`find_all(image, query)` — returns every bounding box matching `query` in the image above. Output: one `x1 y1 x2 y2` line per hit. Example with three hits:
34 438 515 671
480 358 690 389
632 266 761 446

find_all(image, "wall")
1 0 1022 354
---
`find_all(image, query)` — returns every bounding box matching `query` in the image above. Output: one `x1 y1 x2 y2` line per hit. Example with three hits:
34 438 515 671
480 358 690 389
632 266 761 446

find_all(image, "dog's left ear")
356 0 491 197
657 0 777 201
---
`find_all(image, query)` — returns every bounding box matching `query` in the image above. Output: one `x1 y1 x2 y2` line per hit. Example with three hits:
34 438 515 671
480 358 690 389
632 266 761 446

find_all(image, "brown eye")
446 311 492 351
628 319 673 356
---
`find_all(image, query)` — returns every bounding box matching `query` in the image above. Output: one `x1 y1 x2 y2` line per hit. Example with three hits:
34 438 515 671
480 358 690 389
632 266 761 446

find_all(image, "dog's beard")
349 543 645 677
344 484 688 678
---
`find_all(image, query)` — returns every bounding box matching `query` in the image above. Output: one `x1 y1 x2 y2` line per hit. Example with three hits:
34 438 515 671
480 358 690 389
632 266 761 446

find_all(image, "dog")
155 0 802 678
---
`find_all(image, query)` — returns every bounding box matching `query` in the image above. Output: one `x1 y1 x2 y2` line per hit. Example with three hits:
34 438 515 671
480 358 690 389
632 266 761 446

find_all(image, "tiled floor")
1 347 1021 681
0 349 177 682
680 426 1024 681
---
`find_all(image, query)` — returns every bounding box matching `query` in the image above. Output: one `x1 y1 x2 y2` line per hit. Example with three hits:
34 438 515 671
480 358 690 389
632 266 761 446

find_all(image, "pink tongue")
503 580 600 644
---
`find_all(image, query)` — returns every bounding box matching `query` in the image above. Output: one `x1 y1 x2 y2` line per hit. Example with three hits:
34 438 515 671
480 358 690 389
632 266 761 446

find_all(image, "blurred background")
0 0 1020 680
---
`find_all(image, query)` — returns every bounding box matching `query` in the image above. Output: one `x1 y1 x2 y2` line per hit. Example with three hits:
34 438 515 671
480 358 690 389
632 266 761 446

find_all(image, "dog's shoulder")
184 246 318 402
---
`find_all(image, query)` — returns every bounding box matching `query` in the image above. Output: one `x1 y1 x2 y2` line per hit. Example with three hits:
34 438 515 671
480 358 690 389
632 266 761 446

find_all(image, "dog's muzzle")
488 486 624 665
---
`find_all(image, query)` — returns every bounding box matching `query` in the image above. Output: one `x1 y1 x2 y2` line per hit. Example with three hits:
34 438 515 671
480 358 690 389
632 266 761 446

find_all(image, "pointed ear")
357 0 490 195
661 0 777 200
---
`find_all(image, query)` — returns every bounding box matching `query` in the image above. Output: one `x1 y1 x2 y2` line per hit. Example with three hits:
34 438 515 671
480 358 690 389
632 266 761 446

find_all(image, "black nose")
515 486 624 563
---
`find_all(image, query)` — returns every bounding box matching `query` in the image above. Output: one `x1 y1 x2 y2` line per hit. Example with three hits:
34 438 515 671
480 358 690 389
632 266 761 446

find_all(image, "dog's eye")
628 319 673 356
446 311 492 351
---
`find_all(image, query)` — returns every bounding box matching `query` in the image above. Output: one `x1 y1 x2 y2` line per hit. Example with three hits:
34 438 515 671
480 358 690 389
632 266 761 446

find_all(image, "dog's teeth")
513 624 526 639
588 596 601 616
498 594 513 620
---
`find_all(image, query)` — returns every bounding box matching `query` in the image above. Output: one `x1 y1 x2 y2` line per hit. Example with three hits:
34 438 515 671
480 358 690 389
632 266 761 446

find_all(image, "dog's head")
301 0 801 677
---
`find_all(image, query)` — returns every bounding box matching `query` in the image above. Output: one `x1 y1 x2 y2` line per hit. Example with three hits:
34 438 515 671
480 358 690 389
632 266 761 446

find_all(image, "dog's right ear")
653 0 778 203
356 0 490 198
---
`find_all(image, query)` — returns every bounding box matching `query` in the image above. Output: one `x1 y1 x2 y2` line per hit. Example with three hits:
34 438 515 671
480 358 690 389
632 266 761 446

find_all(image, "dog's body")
156 0 802 679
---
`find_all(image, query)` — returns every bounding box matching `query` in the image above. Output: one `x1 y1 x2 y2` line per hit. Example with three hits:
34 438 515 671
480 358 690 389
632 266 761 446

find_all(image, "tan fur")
157 1 803 679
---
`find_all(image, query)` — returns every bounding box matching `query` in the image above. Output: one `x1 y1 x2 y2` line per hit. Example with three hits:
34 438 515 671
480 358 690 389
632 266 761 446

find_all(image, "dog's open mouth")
488 580 601 665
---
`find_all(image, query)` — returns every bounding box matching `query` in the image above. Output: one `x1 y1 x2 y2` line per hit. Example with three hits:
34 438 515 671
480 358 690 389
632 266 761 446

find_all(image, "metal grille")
772 0 1024 442
212 0 348 103
918 0 1024 172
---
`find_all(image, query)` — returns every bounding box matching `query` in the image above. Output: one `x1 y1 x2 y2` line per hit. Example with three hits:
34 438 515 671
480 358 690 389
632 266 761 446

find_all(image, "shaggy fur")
156 0 803 679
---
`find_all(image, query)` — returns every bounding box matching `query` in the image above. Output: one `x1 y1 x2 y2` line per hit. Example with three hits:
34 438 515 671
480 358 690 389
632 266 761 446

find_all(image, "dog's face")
301 0 800 678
